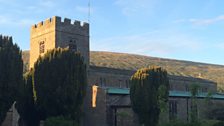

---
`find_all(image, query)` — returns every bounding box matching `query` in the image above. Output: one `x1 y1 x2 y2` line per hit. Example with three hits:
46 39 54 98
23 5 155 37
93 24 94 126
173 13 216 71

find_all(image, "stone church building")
2 16 224 126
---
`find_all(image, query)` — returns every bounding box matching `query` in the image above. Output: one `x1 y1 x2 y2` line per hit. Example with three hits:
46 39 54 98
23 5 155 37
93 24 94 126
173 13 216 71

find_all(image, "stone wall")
84 66 218 126
55 16 89 66
89 66 217 92
84 87 224 126
83 86 107 126
169 76 217 93
30 16 89 69
88 66 132 88
30 16 56 68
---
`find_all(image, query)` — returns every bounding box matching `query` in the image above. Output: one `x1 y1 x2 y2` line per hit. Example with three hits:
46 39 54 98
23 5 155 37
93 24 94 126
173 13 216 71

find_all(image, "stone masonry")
30 16 89 69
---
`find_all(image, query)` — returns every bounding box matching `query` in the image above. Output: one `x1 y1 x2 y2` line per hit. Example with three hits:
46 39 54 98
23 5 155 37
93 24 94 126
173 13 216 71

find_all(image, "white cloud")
75 6 94 14
0 16 9 24
190 15 224 25
91 30 202 57
0 0 16 3
0 15 36 27
214 42 224 49
39 0 56 8
115 0 157 16
175 15 224 25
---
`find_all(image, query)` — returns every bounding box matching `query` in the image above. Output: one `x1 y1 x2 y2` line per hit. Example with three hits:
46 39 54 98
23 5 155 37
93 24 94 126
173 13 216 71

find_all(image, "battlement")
31 16 89 30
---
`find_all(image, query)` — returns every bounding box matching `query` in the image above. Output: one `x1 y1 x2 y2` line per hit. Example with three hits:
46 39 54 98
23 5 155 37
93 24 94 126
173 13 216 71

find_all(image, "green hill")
22 51 224 90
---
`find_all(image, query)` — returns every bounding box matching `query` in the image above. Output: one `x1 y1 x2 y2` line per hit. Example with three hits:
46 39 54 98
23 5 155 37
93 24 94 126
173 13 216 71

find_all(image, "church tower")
30 16 89 68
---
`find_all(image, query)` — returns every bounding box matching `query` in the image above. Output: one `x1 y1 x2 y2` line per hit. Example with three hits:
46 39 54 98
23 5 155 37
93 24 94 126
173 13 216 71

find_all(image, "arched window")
100 77 103 87
125 80 129 88
169 100 177 120
39 41 45 54
119 80 122 88
69 39 77 52
99 77 106 87
103 78 106 87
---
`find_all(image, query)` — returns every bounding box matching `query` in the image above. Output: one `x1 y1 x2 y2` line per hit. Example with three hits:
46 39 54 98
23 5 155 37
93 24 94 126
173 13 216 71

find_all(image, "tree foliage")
33 48 87 122
189 84 200 124
130 66 169 126
44 116 79 126
16 71 40 126
0 35 23 124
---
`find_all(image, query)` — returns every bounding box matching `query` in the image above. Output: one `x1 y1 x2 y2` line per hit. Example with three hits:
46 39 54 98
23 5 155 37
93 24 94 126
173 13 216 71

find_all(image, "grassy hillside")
22 51 224 90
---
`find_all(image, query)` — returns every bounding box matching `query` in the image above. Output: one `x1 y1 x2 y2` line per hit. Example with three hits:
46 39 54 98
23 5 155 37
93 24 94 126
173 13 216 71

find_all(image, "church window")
119 80 122 88
125 80 129 88
99 77 106 87
185 85 189 92
39 41 45 54
169 100 177 120
202 87 208 92
169 84 173 91
100 77 103 87
103 78 106 87
69 39 77 52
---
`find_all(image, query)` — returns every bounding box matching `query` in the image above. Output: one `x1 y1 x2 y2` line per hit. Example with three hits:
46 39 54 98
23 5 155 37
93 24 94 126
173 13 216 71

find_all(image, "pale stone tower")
30 16 89 68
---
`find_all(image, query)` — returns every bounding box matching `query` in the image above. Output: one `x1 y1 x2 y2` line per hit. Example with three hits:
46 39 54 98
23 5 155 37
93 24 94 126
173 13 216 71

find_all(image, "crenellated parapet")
30 16 89 69
31 16 89 32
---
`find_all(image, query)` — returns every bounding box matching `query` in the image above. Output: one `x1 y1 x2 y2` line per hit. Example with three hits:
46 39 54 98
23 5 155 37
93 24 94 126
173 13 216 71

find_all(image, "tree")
16 71 40 126
0 35 23 124
44 116 79 126
33 48 87 123
130 66 169 126
189 84 200 124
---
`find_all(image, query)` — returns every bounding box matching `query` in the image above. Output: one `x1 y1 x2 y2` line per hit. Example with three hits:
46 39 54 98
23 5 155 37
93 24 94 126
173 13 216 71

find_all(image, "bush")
213 121 224 126
44 116 79 126
160 120 188 126
0 36 23 124
130 66 169 126
160 120 222 126
34 48 87 122
201 120 220 126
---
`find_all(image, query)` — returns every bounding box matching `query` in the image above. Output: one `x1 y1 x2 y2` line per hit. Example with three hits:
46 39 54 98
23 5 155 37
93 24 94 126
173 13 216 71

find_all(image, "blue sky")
1 0 224 65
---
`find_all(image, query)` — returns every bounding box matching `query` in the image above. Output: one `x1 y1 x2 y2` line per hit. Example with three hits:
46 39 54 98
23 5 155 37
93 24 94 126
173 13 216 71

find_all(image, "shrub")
130 66 169 126
44 116 79 126
0 36 23 124
213 121 224 126
34 48 87 122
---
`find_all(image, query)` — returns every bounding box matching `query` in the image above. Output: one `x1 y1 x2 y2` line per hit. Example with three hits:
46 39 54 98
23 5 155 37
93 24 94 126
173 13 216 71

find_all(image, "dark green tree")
33 48 87 123
16 71 40 126
130 66 169 126
189 84 200 125
0 35 23 124
44 116 79 126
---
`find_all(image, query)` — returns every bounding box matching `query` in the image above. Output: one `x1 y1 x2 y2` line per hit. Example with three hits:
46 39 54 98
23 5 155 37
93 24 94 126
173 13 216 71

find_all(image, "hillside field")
22 51 224 90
